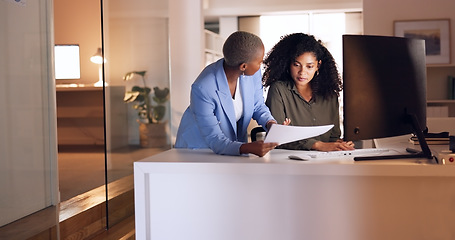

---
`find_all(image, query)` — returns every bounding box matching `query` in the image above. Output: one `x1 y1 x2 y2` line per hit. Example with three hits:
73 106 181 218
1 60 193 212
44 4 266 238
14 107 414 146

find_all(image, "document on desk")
264 124 334 145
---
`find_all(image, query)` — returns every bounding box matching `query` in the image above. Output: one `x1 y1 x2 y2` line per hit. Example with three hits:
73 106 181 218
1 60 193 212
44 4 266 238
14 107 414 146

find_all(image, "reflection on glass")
103 0 171 228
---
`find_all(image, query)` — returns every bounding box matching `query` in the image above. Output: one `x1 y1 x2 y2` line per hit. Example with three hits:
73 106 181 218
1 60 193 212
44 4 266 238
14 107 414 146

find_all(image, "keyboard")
305 148 389 159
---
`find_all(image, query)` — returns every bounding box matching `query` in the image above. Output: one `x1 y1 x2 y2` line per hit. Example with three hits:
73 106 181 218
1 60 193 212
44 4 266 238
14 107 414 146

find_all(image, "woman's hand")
246 118 290 157
282 118 291 125
240 141 279 157
312 140 355 151
266 118 291 130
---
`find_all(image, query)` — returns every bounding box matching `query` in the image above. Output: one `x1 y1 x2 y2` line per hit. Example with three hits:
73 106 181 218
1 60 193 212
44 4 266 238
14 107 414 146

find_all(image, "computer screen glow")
54 44 80 79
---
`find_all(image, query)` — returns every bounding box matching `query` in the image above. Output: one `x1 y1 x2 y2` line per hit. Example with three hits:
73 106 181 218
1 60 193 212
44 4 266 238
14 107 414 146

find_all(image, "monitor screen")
54 44 80 79
342 35 431 160
343 34 427 140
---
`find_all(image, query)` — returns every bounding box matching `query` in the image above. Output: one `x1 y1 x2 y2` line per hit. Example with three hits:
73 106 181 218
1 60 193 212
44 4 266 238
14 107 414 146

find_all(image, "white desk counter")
134 147 455 240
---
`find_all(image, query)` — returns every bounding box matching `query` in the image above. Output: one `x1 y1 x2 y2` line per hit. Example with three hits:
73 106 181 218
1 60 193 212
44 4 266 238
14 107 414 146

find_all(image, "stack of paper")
264 124 334 145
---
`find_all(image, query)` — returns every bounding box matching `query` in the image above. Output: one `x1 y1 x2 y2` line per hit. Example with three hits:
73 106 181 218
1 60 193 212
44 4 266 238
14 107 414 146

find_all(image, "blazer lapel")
215 61 237 135
238 75 253 136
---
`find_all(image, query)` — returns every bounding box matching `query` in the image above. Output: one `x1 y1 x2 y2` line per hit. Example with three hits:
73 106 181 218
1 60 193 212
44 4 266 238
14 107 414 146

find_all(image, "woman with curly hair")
263 33 354 151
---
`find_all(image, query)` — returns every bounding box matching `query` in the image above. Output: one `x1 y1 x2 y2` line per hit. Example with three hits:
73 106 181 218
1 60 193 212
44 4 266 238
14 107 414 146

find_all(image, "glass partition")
102 0 171 227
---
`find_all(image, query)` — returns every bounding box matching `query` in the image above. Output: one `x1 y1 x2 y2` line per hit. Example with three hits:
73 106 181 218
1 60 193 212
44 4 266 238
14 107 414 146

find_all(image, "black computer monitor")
342 35 432 161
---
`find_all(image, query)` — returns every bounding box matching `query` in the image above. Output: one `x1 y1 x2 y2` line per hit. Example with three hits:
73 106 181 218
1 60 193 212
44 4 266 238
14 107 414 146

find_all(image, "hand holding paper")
264 124 334 145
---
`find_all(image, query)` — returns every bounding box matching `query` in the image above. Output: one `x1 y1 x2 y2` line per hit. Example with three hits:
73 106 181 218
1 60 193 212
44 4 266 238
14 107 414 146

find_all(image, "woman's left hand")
266 118 291 130
312 140 355 151
282 118 291 125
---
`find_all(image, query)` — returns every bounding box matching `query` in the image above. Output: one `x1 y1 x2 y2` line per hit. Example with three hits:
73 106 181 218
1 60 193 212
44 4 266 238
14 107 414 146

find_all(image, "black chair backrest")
250 126 266 142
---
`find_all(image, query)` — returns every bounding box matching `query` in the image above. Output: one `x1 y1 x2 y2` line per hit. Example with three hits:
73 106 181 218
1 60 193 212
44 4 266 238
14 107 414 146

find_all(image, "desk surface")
56 84 103 91
136 147 455 177
134 136 455 240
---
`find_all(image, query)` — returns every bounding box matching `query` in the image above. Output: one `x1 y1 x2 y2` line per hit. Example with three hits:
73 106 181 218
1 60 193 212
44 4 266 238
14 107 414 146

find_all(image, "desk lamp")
90 47 107 87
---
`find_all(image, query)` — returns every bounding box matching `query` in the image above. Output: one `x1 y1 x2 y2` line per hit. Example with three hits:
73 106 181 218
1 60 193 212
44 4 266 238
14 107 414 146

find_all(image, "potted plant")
123 71 170 147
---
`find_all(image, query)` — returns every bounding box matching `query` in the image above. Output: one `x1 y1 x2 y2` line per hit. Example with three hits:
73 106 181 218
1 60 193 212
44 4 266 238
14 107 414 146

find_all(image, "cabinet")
56 86 105 145
426 65 455 117
426 65 455 134
56 85 127 148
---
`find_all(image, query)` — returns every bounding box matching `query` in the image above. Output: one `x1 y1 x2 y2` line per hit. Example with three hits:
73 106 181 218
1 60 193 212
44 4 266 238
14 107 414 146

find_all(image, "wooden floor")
58 145 165 201
90 215 135 240
0 175 136 240
0 145 169 240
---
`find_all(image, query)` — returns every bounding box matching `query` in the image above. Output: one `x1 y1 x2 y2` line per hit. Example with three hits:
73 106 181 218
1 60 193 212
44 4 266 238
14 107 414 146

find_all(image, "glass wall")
54 0 105 205
0 0 172 237
102 0 171 227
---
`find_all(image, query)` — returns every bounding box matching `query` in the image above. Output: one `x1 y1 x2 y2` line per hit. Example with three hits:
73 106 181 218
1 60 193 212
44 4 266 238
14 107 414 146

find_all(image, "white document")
264 124 334 145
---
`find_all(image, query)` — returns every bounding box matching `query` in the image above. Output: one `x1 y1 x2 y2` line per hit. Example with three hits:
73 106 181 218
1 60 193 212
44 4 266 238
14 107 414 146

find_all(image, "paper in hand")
264 124 334 145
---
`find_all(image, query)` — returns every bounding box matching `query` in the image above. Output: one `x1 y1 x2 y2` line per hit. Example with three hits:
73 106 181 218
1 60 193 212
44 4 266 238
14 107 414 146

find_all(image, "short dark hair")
223 31 263 67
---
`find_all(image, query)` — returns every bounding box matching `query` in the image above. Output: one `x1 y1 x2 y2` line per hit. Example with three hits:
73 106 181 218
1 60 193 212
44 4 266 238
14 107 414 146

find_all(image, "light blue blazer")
175 58 275 155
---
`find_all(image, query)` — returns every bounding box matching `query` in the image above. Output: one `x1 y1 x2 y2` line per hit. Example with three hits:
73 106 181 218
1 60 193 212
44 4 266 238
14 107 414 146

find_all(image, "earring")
242 71 245 76
316 71 319 76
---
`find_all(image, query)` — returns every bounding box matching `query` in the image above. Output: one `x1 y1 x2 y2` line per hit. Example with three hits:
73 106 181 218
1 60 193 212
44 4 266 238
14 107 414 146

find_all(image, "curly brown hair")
262 33 342 99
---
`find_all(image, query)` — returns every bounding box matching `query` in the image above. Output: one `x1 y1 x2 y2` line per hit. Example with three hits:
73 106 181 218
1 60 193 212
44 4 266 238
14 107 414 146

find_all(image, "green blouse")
265 81 341 150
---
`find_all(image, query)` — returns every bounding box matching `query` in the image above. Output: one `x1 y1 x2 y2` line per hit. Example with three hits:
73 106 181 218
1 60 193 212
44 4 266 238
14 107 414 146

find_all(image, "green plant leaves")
123 71 147 81
152 105 166 122
123 70 170 123
123 91 140 102
153 87 170 102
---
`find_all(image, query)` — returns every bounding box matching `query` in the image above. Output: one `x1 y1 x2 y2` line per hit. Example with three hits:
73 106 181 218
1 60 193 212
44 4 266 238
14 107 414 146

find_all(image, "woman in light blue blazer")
175 31 289 156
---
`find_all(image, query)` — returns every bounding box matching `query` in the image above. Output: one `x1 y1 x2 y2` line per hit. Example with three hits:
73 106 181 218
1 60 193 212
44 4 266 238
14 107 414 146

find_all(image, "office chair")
250 126 266 142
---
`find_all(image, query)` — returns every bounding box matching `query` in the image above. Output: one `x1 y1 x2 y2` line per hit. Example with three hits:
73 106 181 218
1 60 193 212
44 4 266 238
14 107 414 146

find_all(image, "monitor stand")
354 114 433 161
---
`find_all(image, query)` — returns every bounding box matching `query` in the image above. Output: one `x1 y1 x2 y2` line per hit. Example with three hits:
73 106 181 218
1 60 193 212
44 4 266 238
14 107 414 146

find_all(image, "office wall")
363 0 454 63
363 0 455 101
205 0 362 17
103 1 171 145
0 0 58 226
104 0 168 87
54 0 101 86
363 0 453 35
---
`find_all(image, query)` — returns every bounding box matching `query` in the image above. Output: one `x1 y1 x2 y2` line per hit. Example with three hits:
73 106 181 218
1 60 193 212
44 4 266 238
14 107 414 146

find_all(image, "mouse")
288 155 309 161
